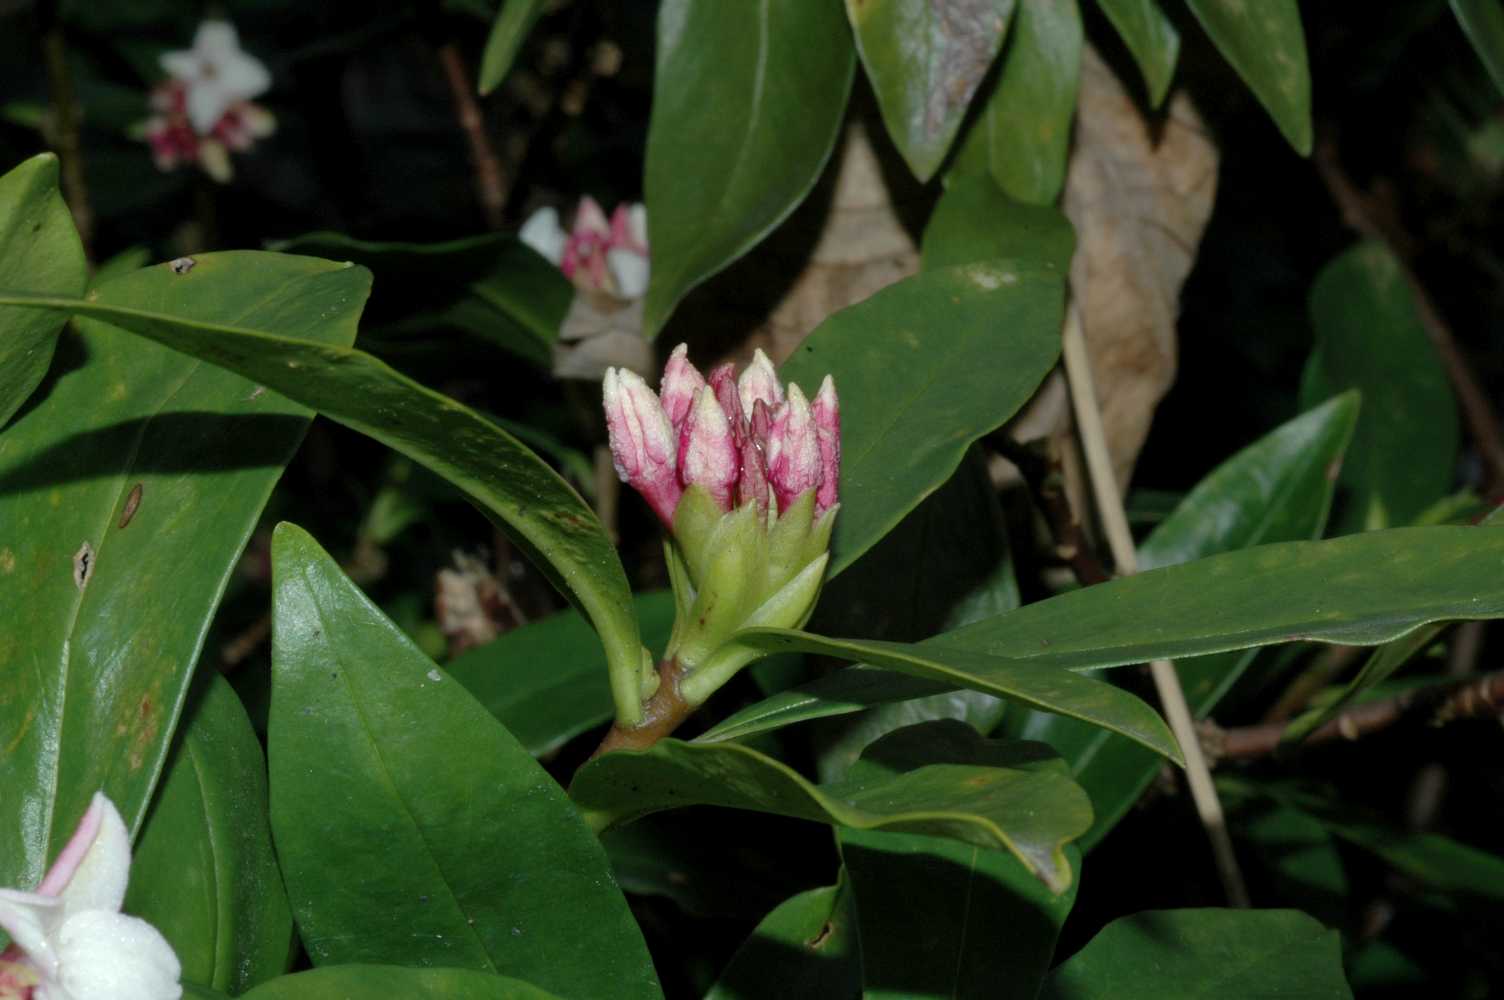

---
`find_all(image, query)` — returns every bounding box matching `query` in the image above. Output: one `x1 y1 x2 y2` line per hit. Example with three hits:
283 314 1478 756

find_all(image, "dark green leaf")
268 524 659 998
1452 0 1504 97
780 261 1064 576
921 176 1076 271
703 879 861 1000
238 966 563 1000
1002 393 1359 845
272 231 571 369
0 252 362 891
478 0 549 95
643 0 855 334
1097 0 1179 105
727 629 1182 762
0 153 88 428
1185 0 1313 154
841 829 1076 1000
573 720 1093 892
448 591 677 757
700 524 1504 743
126 676 293 995
984 0 1084 204
1303 242 1458 532
0 263 643 723
1041 908 1351 999
845 0 1017 181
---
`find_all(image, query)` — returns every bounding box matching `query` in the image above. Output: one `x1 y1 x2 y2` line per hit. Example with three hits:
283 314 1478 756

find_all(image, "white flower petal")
520 207 567 265
185 82 232 135
158 50 200 82
215 50 271 102
56 793 130 919
607 248 650 300
0 890 63 974
47 910 181 1000
627 203 648 248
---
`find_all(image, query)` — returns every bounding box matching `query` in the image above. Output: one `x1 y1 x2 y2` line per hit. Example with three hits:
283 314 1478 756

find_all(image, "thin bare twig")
1061 302 1250 908
1314 135 1504 491
1205 666 1504 761
41 15 92 256
991 434 1111 586
438 43 506 229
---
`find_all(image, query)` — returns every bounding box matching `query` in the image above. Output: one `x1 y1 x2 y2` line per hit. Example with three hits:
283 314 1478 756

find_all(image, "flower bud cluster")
603 346 841 698
521 198 651 300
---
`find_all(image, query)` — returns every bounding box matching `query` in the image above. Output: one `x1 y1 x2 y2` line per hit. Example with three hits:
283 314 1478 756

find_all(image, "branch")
1205 668 1504 761
438 42 506 230
40 13 92 256
1314 134 1504 491
991 434 1111 587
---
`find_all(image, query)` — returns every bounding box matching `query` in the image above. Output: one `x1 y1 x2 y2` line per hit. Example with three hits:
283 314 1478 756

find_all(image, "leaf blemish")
118 483 143 529
0 547 13 574
807 921 835 949
72 541 94 591
168 256 196 275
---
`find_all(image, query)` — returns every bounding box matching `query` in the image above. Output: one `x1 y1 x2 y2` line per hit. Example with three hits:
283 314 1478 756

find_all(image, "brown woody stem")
589 657 694 759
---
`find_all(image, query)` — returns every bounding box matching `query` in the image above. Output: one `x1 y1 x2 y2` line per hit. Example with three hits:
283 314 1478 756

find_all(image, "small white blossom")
160 21 271 135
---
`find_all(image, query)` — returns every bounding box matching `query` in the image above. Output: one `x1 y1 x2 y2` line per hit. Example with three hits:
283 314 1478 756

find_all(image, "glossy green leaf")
921 175 1076 271
477 0 549 95
1185 0 1312 154
985 0 1084 204
574 720 1093 892
1003 393 1359 845
0 263 643 725
1452 0 1504 97
1303 242 1457 533
1097 0 1180 105
273 230 571 369
238 966 563 1000
810 451 1021 782
1041 908 1351 999
267 524 659 998
703 879 861 1000
0 252 363 892
0 153 88 428
845 0 1017 181
841 830 1076 1000
780 261 1064 576
643 0 855 334
448 591 676 757
726 629 1181 762
126 676 293 994
699 524 1504 744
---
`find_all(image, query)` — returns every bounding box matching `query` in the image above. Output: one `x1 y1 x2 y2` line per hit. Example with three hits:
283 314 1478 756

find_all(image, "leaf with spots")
267 523 659 998
0 252 365 895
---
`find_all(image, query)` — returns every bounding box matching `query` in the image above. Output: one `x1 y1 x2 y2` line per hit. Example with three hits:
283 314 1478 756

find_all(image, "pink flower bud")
737 349 784 421
766 384 822 513
604 368 681 525
610 203 649 255
678 388 739 511
739 398 775 513
658 343 705 433
811 375 840 514
706 363 743 435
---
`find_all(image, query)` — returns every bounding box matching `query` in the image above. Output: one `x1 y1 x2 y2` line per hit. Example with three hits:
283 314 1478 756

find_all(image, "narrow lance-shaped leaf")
845 0 1017 181
1452 0 1504 98
984 0 1084 205
0 253 364 890
643 0 855 334
1184 0 1313 155
574 720 1093 892
1096 0 1179 106
477 0 550 95
268 523 660 999
0 268 644 725
0 153 87 427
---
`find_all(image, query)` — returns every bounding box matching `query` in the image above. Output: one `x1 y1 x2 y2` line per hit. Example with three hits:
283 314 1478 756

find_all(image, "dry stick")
991 434 1112 587
438 43 507 230
1060 302 1251 908
1206 666 1504 761
41 23 92 257
1314 137 1504 491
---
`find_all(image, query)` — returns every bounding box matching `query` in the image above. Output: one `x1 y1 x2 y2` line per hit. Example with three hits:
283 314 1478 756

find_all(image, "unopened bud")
678 388 739 511
737 349 784 421
707 363 743 434
659 343 706 432
766 384 821 513
604 368 681 525
811 375 840 514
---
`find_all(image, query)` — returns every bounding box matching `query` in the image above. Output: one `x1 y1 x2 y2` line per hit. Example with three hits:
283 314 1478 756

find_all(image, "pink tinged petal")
737 433 769 514
811 375 840 513
0 891 63 975
767 384 821 513
658 344 705 432
52 793 131 918
610 203 649 254
36 795 105 899
706 364 742 434
519 207 567 265
736 349 783 421
603 369 681 525
573 196 610 239
238 102 276 139
678 389 738 511
52 910 181 1000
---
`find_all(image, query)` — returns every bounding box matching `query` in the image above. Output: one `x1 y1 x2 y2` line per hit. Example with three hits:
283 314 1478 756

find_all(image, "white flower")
160 20 271 135
0 793 181 1000
519 206 567 265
